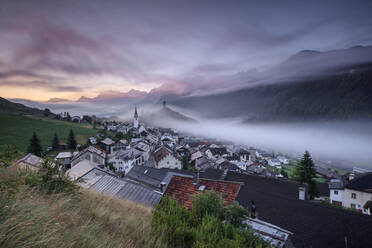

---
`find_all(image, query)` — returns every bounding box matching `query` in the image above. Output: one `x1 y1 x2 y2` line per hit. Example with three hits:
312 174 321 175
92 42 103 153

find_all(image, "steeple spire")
134 105 138 119
133 105 139 129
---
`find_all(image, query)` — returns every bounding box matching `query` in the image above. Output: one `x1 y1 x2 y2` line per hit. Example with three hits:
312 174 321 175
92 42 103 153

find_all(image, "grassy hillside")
0 97 45 116
0 113 97 153
0 166 165 248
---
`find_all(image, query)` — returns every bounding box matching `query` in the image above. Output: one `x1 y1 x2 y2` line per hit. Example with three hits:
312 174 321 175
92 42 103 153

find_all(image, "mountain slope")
0 97 45 116
141 105 196 125
171 65 372 121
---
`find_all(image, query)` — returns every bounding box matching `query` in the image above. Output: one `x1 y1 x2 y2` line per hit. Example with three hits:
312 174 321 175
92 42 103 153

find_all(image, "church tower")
133 106 139 129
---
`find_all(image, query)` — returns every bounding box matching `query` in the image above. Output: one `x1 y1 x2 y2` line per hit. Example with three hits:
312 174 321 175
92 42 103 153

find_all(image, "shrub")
152 197 194 247
224 201 250 228
152 191 268 248
191 190 224 223
25 159 78 194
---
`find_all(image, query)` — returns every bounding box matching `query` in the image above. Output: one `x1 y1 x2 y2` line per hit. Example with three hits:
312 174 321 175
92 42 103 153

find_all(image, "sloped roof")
218 160 240 171
101 138 115 145
208 147 228 156
154 146 179 164
126 165 193 190
345 172 372 193
225 171 372 248
87 174 162 207
56 151 76 159
329 179 344 189
164 175 241 209
66 159 98 180
113 148 141 161
72 146 106 161
16 153 43 167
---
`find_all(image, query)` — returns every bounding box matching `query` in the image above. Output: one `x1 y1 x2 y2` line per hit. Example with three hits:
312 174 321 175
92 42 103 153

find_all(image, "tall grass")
0 166 166 248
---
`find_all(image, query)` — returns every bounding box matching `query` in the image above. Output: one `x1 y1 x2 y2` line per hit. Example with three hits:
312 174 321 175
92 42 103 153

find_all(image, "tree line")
27 129 77 157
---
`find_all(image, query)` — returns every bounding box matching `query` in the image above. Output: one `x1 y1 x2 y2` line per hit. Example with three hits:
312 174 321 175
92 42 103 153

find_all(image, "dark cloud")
0 80 82 92
0 0 372 97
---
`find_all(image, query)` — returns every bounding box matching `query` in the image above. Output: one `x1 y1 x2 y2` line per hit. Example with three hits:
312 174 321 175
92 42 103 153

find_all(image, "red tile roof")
164 175 242 209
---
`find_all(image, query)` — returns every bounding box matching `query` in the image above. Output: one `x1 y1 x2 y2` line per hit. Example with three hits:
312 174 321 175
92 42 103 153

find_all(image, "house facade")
154 146 182 169
108 148 142 174
329 173 372 214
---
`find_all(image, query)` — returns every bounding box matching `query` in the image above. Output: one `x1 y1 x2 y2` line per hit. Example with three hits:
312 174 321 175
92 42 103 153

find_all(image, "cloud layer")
1 0 372 100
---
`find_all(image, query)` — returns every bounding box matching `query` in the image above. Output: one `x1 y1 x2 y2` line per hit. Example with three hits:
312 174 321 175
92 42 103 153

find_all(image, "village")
14 106 372 248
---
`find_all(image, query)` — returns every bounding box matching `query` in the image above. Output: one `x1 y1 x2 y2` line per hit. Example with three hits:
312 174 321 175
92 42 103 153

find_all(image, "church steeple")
134 105 138 119
133 105 139 129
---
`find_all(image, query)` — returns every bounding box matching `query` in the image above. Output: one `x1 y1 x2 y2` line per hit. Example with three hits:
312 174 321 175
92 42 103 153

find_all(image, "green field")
0 113 97 153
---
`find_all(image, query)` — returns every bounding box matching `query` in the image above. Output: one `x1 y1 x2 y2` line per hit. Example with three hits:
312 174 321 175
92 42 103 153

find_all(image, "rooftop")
164 175 241 209
224 171 372 248
345 172 372 193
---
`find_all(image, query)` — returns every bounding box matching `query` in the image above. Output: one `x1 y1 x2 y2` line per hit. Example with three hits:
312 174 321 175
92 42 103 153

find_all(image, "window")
334 190 338 195
351 193 357 199
351 203 356 209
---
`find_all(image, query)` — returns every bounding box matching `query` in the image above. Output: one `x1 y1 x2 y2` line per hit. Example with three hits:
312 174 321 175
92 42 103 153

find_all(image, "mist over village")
1 1 372 248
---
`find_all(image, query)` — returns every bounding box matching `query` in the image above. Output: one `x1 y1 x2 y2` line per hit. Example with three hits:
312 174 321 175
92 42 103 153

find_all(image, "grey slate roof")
116 183 163 207
126 165 193 190
81 169 163 207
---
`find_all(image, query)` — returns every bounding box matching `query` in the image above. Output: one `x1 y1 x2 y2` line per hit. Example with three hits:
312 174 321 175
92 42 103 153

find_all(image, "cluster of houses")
13 107 372 248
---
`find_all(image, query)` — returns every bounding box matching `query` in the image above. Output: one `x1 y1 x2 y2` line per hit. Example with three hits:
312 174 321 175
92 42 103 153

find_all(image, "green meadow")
0 113 97 153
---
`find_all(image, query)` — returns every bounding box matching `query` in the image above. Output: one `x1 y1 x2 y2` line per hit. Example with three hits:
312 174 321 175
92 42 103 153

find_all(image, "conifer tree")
27 132 42 156
67 129 77 150
294 150 318 199
52 133 59 150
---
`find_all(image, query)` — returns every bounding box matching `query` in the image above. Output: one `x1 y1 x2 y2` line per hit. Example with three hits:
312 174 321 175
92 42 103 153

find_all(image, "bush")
25 159 78 194
152 197 194 247
191 190 224 223
152 192 267 248
224 201 250 228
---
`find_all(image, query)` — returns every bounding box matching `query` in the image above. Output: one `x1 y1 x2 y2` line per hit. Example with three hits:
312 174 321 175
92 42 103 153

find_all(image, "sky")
1 0 372 101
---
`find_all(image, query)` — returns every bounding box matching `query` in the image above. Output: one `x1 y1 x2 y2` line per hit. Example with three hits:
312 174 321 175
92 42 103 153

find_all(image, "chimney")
349 172 355 181
160 182 166 193
298 185 307 200
193 170 200 185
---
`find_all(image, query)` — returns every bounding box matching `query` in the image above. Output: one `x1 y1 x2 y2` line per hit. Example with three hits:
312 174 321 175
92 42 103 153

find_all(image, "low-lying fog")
164 118 372 171
14 99 372 170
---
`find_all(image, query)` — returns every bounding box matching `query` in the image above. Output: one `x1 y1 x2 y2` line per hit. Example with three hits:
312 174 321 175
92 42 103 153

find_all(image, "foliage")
25 159 78 194
152 197 194 247
182 155 191 170
0 145 19 167
107 162 116 172
191 190 224 222
280 168 288 178
82 115 93 123
152 192 267 248
67 129 77 150
27 132 42 156
293 151 318 199
52 132 60 150
224 201 250 228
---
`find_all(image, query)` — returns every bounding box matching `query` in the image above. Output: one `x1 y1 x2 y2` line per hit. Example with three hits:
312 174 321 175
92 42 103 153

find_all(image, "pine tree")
27 132 42 156
67 129 77 150
294 151 318 199
52 133 59 150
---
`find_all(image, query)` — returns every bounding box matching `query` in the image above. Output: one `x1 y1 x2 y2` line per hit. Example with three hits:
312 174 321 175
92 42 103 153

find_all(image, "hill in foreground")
0 166 163 248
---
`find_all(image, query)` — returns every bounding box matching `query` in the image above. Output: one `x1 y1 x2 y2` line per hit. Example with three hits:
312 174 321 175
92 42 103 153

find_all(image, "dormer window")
198 185 206 191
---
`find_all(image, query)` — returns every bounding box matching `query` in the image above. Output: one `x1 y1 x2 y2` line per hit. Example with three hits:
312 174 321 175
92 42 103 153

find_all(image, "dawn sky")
1 0 372 101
